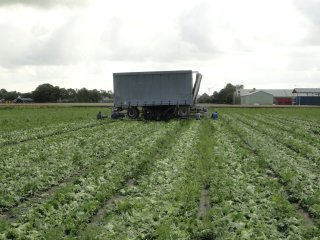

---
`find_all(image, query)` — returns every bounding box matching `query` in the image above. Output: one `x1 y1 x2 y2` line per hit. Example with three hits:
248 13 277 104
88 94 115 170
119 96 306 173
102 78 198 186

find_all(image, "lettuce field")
0 106 320 239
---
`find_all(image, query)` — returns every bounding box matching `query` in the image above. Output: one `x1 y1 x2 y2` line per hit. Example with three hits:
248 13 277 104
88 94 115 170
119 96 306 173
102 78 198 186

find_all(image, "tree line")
0 83 113 103
1 82 242 104
197 83 244 104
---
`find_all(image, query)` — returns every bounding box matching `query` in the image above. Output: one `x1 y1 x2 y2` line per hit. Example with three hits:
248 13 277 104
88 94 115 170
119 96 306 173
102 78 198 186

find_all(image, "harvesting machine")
112 70 202 120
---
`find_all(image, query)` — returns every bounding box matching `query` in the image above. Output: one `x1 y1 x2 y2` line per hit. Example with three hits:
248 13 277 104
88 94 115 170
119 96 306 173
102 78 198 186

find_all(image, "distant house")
13 96 34 103
292 88 320 105
0 98 5 103
99 97 113 103
234 89 293 105
240 91 273 105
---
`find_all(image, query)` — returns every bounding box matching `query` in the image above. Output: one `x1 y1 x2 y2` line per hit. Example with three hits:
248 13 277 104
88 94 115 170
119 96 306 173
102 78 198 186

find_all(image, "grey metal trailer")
113 70 202 120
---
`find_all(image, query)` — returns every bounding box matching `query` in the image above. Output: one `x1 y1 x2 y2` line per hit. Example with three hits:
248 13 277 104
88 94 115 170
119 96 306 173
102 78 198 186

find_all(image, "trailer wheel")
178 107 189 118
127 107 139 119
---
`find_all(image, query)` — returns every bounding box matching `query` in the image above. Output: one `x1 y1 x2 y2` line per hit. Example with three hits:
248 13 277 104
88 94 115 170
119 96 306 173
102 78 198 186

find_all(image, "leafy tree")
5 84 112 103
210 91 219 103
0 88 7 99
21 92 33 98
33 84 60 102
106 90 114 99
59 88 69 101
76 88 89 102
6 91 20 101
0 89 21 101
67 88 77 102
99 90 108 98
88 89 102 102
76 88 102 102
217 83 237 104
198 93 211 103
51 86 60 102
100 90 114 99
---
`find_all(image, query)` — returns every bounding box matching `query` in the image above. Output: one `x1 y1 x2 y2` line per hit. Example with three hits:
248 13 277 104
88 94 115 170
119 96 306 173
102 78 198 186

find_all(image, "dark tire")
178 107 189 118
127 107 139 119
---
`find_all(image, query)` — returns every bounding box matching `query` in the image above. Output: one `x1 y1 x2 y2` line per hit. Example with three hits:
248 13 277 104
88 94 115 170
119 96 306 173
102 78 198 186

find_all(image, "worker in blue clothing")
111 111 119 119
111 111 125 119
212 111 218 120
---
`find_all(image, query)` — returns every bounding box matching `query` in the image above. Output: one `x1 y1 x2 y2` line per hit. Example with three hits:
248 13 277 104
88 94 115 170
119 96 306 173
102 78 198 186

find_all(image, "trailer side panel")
113 71 193 107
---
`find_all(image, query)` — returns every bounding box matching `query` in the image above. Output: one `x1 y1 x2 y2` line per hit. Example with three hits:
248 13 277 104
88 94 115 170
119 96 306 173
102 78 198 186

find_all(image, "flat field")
0 106 319 239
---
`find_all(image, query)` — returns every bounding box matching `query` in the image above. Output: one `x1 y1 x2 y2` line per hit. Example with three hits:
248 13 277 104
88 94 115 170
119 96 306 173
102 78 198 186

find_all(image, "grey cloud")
178 2 219 55
0 15 87 68
97 16 215 63
27 16 87 65
0 24 34 67
307 29 320 46
294 0 320 45
0 0 88 8
287 48 320 71
294 0 320 25
88 2 223 63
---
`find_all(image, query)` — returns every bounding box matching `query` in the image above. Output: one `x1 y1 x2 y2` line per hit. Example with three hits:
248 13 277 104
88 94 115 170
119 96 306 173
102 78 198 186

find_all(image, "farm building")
292 88 320 106
13 97 34 103
271 90 294 105
240 91 273 105
234 89 293 105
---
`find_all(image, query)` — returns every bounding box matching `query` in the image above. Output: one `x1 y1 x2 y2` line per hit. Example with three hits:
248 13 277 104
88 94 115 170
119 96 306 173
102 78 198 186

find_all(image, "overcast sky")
0 0 319 94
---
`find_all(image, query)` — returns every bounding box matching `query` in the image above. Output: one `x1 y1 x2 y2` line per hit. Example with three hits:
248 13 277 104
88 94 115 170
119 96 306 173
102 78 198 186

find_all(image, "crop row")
202 120 317 239
1 112 319 239
222 114 320 225
233 114 320 176
80 121 202 239
0 121 158 210
0 119 104 146
243 113 320 149
0 121 181 239
69 116 320 240
264 114 320 135
233 113 320 162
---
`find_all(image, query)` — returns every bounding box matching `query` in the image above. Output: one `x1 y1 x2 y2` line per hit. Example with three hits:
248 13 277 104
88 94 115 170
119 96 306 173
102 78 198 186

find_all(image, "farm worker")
97 111 102 119
111 111 118 119
195 112 201 120
111 111 124 119
212 111 218 120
